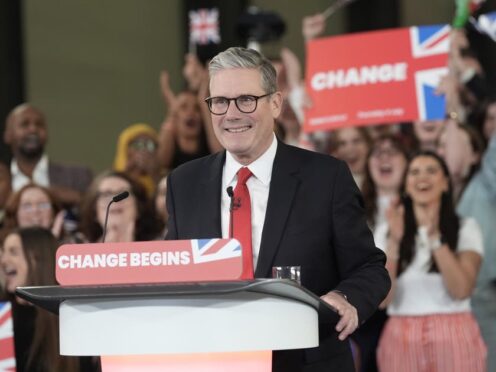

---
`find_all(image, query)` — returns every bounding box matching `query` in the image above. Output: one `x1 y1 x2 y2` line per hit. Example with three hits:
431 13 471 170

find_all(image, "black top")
171 133 210 169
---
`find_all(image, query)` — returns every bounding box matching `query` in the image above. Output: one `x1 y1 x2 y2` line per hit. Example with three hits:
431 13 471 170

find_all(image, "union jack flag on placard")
410 24 451 121
0 302 16 371
410 24 451 58
189 8 221 45
191 239 241 264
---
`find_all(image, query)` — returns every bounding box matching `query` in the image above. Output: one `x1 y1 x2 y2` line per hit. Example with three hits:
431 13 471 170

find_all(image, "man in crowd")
4 103 92 207
165 47 390 372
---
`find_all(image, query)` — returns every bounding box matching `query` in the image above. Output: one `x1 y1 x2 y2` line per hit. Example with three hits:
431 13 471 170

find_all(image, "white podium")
17 280 338 371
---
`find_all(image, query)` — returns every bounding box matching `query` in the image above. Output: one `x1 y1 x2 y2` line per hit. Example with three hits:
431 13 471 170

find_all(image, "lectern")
16 240 338 371
17 280 339 371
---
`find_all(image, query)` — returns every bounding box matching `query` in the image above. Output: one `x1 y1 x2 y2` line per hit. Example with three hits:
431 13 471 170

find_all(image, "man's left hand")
320 291 359 341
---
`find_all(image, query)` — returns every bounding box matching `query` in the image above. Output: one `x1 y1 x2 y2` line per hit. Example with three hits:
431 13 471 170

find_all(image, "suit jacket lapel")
255 142 301 278
196 151 225 238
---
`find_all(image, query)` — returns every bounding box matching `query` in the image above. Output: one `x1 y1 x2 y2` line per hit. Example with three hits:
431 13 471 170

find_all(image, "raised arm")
197 73 222 153
157 118 177 170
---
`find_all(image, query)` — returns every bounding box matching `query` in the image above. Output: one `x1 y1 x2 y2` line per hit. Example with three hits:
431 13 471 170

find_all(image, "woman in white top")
377 151 486 372
353 134 408 372
362 134 409 253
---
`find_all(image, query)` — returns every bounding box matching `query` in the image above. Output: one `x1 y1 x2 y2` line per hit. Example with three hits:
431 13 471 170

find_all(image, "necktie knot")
237 167 252 186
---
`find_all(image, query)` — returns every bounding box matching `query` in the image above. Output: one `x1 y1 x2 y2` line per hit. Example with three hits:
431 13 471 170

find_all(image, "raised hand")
160 70 177 109
302 13 326 42
183 53 207 92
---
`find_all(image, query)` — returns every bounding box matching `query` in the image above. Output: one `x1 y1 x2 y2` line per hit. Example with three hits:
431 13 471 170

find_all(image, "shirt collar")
11 154 48 181
225 134 278 186
36 154 49 174
11 154 48 175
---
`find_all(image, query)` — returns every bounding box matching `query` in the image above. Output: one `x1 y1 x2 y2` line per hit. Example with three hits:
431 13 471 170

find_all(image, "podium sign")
56 239 243 285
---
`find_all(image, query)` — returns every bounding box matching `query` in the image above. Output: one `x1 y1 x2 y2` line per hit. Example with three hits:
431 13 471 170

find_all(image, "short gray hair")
208 47 277 94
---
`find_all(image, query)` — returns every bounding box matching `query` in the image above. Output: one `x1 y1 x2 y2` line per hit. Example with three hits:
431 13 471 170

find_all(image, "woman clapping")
377 151 486 372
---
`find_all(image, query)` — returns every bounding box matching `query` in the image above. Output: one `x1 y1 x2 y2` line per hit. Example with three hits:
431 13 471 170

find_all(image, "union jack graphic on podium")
191 239 241 264
0 302 16 371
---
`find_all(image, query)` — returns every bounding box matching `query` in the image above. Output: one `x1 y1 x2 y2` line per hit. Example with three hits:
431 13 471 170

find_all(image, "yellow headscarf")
113 123 158 196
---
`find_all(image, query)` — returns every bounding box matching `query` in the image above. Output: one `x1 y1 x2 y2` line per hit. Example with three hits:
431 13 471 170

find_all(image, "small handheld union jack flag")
189 8 221 46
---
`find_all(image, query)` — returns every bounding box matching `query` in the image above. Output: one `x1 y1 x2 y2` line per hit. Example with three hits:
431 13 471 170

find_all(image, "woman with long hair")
353 134 408 372
0 227 81 372
362 134 409 250
4 184 61 230
3 184 67 239
80 171 160 243
332 127 372 190
377 151 486 371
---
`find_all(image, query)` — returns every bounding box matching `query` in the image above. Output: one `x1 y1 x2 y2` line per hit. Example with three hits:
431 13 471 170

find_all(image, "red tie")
231 167 254 280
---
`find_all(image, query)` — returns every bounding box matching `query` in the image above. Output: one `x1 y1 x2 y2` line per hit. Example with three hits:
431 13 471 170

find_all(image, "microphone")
226 187 235 239
101 191 130 243
227 187 241 210
226 187 234 209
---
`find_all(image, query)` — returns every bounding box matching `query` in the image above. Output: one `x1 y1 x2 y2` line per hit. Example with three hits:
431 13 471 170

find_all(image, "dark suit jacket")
166 141 390 372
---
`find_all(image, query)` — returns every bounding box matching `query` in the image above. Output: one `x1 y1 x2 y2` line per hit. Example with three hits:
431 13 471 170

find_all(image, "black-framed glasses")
204 93 273 115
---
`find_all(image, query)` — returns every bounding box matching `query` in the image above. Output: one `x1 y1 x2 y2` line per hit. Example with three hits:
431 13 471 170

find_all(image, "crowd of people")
0 8 495 372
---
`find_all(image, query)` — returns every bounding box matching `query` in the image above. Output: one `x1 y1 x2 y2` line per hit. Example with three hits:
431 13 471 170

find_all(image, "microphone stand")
101 191 130 243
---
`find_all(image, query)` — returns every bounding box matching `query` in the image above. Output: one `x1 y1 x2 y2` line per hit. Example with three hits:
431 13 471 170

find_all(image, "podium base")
101 351 272 372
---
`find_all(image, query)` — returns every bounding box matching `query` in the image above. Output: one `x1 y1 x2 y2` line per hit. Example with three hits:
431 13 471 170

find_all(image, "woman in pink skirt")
377 151 486 372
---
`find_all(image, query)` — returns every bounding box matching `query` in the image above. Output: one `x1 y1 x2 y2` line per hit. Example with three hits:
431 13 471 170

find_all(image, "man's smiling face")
209 68 282 165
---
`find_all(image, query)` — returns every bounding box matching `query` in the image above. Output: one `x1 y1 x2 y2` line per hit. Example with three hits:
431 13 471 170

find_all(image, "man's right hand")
302 13 326 42
320 291 359 341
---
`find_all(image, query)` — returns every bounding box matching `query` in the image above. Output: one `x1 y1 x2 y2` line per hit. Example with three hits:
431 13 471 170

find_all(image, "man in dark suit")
166 47 390 371
4 103 92 208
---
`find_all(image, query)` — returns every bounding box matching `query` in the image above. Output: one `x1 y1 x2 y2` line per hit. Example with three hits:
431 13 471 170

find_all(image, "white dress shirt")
11 154 50 192
221 134 278 270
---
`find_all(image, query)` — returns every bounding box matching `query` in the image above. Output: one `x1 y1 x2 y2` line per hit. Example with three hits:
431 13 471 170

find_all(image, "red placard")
56 239 243 285
304 24 450 132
